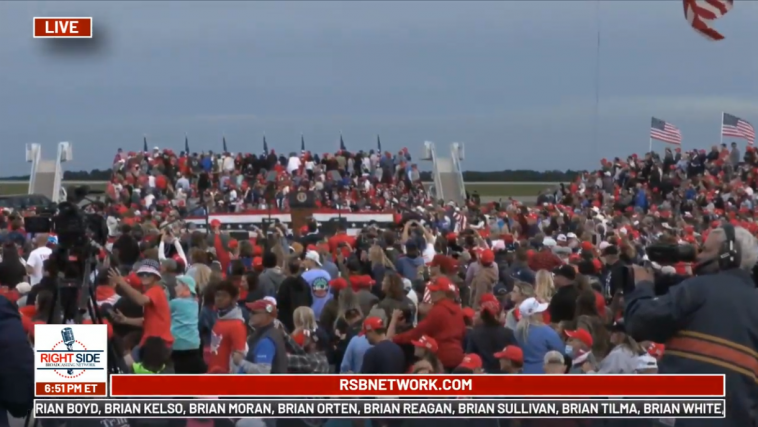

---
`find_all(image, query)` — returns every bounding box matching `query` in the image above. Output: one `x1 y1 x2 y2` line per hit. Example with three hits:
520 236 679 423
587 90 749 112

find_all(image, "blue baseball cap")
511 269 536 285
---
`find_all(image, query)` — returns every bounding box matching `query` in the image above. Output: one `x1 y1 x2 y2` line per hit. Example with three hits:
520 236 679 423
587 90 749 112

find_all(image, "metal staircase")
421 141 466 204
26 142 71 202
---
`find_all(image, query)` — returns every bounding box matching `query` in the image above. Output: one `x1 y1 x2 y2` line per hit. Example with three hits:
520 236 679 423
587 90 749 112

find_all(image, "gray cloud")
0 1 756 175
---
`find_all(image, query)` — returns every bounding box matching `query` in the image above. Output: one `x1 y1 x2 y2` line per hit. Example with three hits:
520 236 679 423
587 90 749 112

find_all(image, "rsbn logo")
37 327 103 377
35 324 108 396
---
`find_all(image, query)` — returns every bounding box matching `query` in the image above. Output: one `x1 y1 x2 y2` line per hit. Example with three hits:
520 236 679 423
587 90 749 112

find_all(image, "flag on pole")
340 134 346 151
143 135 148 152
377 135 382 152
263 135 269 154
301 134 306 152
184 135 190 153
650 117 682 145
223 136 228 152
683 0 733 41
721 113 755 145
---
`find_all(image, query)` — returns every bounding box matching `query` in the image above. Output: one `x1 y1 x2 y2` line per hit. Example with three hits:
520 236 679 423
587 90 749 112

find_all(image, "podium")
288 191 316 235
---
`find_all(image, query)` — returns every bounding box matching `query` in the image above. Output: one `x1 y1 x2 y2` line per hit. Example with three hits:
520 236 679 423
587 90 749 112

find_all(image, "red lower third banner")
110 374 724 397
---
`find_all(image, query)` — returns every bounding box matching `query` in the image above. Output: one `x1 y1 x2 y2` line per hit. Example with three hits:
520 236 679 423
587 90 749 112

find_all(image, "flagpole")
648 138 652 153
720 112 724 146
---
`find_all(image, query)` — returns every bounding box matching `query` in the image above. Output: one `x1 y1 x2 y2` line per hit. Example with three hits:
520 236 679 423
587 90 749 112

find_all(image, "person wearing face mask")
564 328 598 374
625 224 758 427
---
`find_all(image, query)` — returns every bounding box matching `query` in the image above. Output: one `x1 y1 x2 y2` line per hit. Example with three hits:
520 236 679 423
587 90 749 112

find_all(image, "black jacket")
626 269 758 427
466 324 517 373
549 284 579 324
0 296 34 426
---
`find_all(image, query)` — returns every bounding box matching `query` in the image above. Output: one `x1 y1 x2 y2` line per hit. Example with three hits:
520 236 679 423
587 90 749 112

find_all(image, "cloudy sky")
1 1 756 175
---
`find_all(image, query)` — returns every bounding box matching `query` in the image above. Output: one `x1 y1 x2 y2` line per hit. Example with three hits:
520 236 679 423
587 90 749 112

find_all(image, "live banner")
35 399 726 419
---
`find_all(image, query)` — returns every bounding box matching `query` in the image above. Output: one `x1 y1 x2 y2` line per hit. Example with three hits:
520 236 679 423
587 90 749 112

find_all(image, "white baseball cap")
635 354 658 371
567 232 577 239
556 234 567 242
305 250 322 266
519 298 549 317
598 241 611 251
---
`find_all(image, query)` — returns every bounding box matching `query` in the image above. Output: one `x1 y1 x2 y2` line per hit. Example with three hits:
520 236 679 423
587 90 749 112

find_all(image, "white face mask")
565 345 574 357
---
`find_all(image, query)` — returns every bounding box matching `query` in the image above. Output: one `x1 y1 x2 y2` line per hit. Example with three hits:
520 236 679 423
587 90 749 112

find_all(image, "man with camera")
625 224 758 427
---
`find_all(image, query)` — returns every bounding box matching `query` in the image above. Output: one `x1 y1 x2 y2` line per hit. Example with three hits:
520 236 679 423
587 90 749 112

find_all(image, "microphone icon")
61 328 75 375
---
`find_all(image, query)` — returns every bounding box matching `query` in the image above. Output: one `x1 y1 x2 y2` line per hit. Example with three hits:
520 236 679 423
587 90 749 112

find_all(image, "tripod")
24 246 125 427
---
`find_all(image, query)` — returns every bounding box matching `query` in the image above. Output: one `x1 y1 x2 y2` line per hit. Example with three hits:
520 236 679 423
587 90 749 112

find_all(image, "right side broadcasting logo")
34 324 108 397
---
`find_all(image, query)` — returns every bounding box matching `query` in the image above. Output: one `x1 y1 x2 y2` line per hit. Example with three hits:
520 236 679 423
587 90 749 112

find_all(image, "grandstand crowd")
0 141 756 427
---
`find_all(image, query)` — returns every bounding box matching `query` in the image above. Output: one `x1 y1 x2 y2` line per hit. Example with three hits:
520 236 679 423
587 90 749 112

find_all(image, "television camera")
24 185 108 279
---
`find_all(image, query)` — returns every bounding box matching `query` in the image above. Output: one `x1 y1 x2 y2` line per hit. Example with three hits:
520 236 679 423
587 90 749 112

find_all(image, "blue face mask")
565 345 574 357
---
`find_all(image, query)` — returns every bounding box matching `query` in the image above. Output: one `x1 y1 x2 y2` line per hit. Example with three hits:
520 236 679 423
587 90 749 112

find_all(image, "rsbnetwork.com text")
340 379 472 391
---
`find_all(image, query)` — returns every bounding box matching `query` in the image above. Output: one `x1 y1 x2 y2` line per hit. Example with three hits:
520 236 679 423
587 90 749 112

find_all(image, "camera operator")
625 225 758 427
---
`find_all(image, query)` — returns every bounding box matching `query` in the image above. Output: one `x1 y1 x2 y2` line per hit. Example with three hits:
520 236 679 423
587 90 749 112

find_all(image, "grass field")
0 182 107 195
464 183 550 196
0 181 551 197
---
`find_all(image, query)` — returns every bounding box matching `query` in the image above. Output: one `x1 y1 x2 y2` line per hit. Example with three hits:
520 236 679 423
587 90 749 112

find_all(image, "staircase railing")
425 141 444 201
53 142 71 203
26 144 41 195
450 142 466 201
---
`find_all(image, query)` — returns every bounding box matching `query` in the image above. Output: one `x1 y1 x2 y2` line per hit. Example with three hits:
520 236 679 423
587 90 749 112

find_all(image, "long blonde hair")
535 270 555 303
293 306 317 331
516 312 545 342
368 245 395 270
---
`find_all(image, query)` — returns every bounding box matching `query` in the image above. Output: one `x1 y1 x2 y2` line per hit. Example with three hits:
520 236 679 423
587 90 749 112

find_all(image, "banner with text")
109 374 725 397
35 399 726 419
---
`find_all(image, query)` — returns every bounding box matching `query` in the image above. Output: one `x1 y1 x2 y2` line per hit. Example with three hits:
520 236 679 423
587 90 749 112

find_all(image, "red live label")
33 17 93 38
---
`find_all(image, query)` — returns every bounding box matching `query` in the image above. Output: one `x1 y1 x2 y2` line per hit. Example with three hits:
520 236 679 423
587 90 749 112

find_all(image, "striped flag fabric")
683 0 733 41
722 113 755 145
650 117 682 145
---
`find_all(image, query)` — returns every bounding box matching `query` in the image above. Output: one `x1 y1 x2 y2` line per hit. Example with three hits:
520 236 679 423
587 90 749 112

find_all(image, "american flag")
650 117 682 145
453 211 467 233
722 113 755 145
683 0 733 41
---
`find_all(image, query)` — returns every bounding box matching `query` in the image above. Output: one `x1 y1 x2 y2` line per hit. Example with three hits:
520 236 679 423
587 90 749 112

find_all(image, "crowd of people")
0 141 757 427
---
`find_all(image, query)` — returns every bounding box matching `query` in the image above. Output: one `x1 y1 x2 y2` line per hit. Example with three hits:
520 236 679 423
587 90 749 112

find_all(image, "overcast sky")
1 1 757 175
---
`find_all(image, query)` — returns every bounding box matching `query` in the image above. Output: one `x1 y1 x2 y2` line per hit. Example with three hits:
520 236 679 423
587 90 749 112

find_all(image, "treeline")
1 169 582 182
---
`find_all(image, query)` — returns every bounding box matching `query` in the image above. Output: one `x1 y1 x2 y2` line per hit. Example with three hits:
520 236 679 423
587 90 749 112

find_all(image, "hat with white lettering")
359 316 384 336
458 353 483 370
411 335 439 354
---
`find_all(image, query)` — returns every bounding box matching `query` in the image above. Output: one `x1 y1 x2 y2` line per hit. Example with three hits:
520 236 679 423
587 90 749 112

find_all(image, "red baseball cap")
246 299 277 316
647 343 665 359
462 307 475 320
479 249 495 265
458 354 483 370
426 276 457 293
494 345 524 364
210 219 221 227
411 335 439 353
359 316 384 336
565 329 594 348
329 277 348 290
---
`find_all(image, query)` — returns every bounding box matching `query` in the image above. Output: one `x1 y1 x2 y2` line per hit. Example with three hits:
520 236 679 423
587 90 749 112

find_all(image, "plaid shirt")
283 332 330 374
528 249 562 272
